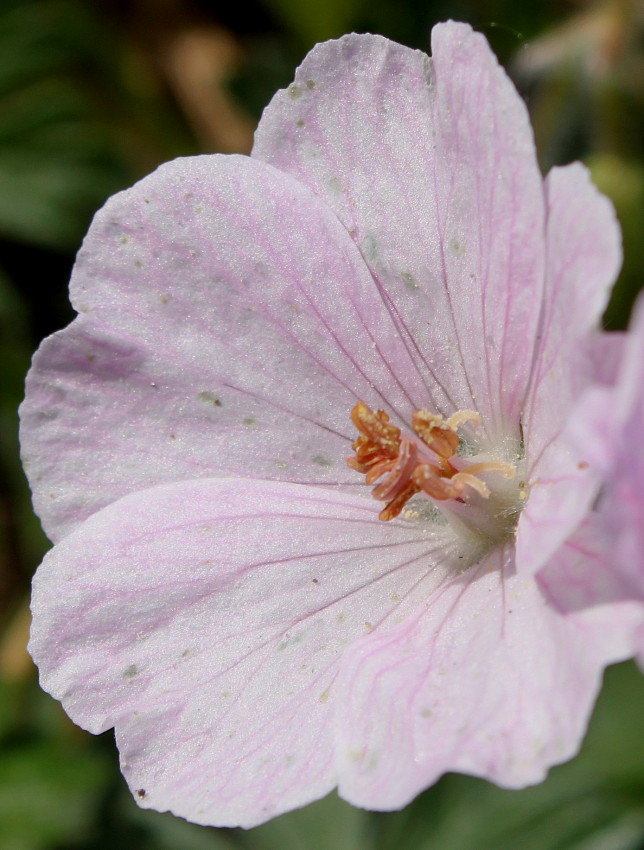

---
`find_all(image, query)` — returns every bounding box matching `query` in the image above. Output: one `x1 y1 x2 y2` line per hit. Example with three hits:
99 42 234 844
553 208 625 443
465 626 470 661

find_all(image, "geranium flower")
21 22 643 828
539 296 644 661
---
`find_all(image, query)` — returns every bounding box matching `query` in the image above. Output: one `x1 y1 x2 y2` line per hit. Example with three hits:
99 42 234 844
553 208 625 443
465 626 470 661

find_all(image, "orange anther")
412 409 459 459
412 464 461 500
347 401 509 520
346 402 401 476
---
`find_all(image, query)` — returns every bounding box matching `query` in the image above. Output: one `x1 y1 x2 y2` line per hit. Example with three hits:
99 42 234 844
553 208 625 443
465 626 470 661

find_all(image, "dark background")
1 1 644 848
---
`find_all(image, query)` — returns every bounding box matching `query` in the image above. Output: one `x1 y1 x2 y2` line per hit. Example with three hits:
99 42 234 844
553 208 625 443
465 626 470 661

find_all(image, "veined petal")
334 546 640 810
588 330 625 386
21 154 435 541
524 163 621 460
537 518 642 612
253 23 546 444
29 478 458 827
535 301 644 667
517 164 622 574
515 448 599 579
602 300 644 604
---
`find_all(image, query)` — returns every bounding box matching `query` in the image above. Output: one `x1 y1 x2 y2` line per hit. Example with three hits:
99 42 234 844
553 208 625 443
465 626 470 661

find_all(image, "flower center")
347 401 518 526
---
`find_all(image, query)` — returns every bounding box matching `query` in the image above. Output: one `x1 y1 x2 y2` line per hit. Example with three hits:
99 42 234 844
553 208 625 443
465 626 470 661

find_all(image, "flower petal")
534 301 644 665
517 164 622 574
29 477 457 827
537 519 634 610
21 154 435 541
524 163 621 461
588 330 625 386
253 23 545 443
602 300 644 604
334 546 640 810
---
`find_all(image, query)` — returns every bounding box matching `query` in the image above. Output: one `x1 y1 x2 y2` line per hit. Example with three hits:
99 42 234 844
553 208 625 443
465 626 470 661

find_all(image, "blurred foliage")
0 0 128 251
514 0 644 327
1 0 644 848
261 0 368 45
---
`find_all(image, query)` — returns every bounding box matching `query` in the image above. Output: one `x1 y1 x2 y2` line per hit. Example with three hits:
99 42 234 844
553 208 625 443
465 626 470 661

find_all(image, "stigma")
347 401 515 521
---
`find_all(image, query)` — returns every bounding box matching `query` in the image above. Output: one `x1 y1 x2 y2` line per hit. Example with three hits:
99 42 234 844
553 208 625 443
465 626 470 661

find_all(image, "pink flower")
21 22 643 828
539 296 644 662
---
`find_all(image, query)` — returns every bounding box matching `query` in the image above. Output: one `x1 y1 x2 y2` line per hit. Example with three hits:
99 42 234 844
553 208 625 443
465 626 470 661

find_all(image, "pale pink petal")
29 477 459 827
537 518 638 611
536 301 644 663
605 350 644 603
334 545 641 810
591 297 644 605
517 164 622 575
588 330 625 386
540 298 644 618
515 448 599 579
21 154 434 541
565 385 616 476
253 23 545 444
523 164 621 457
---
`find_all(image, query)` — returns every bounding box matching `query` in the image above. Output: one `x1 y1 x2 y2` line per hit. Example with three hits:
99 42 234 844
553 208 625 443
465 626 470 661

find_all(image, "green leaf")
110 790 243 850
239 792 371 850
588 154 644 329
0 738 110 850
0 269 49 575
260 0 367 45
0 0 129 249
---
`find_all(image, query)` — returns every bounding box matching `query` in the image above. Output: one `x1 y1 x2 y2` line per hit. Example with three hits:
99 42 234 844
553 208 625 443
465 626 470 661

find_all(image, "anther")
347 401 514 520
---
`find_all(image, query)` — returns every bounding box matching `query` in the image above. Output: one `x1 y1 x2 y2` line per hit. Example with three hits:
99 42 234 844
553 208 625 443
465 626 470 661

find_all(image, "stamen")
379 480 421 521
446 410 480 430
346 401 516 520
412 464 465 500
346 402 401 476
411 409 459 460
372 439 418 502
449 472 490 498
461 461 515 479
